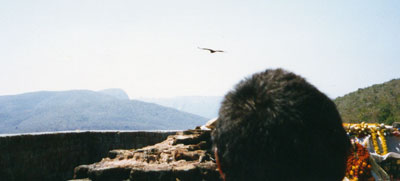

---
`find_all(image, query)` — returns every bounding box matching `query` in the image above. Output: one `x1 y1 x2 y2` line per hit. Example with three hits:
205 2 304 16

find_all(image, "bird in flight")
198 47 225 53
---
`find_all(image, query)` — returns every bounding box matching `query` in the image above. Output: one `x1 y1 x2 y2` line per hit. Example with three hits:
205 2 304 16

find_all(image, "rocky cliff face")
73 129 220 181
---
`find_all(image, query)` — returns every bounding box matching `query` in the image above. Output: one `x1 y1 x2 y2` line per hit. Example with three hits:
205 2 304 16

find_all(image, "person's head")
212 69 351 181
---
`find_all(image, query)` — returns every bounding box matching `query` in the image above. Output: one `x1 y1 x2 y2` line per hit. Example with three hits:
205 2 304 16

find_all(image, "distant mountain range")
138 96 223 119
0 89 208 134
98 88 130 100
334 79 400 124
3 77 398 134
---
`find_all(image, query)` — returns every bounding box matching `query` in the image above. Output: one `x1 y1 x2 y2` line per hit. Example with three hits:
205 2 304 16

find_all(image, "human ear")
214 147 226 181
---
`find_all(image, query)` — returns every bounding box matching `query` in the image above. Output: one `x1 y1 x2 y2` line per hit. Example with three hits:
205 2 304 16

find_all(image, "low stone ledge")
0 130 176 181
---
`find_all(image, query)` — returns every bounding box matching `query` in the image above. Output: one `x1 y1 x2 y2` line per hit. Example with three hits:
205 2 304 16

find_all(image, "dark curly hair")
212 69 350 181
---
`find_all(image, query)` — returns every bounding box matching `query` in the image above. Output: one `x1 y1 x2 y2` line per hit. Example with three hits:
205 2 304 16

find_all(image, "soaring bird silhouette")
198 47 225 53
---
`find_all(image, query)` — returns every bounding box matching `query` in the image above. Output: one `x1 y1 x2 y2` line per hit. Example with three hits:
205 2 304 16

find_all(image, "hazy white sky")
1 0 399 99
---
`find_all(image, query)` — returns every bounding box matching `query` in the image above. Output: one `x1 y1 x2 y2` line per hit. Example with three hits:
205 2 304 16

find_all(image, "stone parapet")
0 130 176 181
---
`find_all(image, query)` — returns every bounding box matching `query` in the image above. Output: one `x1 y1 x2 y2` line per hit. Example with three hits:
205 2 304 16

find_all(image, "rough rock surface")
73 129 220 181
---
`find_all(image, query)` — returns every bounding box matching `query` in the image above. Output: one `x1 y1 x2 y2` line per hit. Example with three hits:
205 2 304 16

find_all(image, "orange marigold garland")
345 142 372 181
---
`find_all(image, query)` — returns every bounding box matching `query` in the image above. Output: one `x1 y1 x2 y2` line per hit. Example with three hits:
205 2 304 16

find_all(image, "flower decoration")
345 142 372 181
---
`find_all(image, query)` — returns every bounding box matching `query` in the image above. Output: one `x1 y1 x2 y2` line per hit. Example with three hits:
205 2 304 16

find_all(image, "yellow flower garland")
369 126 388 155
378 128 388 155
343 123 389 155
370 128 381 155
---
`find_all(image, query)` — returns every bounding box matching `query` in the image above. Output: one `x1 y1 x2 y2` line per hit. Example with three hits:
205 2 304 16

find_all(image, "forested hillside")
334 79 400 124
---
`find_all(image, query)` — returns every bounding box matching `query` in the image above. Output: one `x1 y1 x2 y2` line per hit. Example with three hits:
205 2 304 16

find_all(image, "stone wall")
0 130 176 181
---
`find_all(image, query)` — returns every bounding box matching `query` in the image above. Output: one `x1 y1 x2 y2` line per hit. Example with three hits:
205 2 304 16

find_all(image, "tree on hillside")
377 104 395 125
334 78 400 124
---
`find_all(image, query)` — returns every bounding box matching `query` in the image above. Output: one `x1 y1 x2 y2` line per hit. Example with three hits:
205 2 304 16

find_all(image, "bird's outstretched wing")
198 47 225 53
198 47 213 51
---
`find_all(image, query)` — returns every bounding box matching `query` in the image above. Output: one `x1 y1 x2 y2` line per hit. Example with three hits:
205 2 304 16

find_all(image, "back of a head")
212 69 351 181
